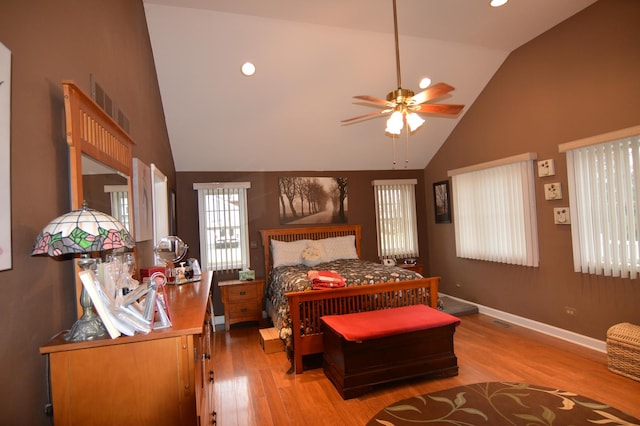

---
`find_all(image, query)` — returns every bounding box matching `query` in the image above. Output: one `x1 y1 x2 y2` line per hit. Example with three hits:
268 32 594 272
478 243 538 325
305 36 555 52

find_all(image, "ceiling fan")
342 0 464 135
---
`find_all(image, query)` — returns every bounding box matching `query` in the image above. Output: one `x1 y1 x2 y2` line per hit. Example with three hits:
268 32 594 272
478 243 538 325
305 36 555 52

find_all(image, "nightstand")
398 263 424 275
218 278 265 331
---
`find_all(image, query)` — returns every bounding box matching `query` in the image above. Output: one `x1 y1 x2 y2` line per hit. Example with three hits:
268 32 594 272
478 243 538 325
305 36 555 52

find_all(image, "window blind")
104 185 130 232
449 155 539 267
372 179 419 259
563 134 640 278
194 182 250 272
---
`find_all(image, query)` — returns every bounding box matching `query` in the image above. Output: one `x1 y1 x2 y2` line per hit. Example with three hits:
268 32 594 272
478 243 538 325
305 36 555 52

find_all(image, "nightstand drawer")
229 302 261 318
227 283 258 301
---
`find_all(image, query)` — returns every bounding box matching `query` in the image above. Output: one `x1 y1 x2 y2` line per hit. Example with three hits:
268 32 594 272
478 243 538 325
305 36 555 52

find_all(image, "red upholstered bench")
321 304 461 399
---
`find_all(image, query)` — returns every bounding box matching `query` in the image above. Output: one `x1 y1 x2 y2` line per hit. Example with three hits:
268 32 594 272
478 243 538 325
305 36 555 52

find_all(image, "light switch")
538 159 555 177
544 182 562 200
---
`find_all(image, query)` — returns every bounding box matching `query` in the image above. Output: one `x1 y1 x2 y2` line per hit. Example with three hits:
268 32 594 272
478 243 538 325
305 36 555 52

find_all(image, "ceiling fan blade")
411 82 455 105
353 95 392 106
414 103 464 115
341 109 391 124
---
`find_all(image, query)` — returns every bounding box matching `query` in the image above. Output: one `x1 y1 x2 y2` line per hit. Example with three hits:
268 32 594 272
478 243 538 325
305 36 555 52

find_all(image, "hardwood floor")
209 313 640 425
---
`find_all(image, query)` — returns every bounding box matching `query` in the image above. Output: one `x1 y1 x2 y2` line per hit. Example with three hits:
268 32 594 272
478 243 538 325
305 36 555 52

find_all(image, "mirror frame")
150 163 169 254
62 80 135 317
63 81 135 212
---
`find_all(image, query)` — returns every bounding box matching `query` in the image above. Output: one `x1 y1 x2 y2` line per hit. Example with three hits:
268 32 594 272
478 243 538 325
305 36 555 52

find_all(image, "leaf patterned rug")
367 382 640 426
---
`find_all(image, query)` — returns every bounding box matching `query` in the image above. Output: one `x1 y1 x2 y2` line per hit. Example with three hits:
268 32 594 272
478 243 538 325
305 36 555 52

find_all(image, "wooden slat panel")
287 277 439 373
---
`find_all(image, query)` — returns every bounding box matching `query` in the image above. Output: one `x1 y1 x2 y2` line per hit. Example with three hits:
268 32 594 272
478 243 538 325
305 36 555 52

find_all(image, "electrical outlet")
565 306 577 316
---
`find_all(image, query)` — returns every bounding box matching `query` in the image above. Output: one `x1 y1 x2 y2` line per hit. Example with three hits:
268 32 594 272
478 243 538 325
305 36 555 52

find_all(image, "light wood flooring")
209 313 640 425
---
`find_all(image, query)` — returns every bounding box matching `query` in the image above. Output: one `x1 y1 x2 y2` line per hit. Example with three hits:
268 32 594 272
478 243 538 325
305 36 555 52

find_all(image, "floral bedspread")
266 259 423 349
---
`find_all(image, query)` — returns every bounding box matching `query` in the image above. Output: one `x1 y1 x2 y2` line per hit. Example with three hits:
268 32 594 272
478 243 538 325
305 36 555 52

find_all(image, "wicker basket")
606 322 640 382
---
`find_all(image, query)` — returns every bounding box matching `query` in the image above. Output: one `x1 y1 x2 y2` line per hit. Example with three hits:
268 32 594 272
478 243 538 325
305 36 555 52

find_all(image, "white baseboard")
440 293 607 353
217 300 607 354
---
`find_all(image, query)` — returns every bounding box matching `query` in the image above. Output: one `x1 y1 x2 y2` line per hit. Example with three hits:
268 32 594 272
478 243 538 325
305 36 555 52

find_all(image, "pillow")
301 246 324 267
271 239 308 268
306 240 328 263
321 235 358 261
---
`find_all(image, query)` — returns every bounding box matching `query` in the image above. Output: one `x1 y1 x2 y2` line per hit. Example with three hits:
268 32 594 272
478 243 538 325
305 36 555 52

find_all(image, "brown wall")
0 1 174 424
424 0 640 340
176 170 429 313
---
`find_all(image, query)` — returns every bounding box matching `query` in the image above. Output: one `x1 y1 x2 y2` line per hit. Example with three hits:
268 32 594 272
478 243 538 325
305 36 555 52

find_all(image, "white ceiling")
143 0 597 172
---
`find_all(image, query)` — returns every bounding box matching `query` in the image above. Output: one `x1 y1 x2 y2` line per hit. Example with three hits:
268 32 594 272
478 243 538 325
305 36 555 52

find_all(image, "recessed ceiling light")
490 0 508 7
419 77 431 89
241 62 256 76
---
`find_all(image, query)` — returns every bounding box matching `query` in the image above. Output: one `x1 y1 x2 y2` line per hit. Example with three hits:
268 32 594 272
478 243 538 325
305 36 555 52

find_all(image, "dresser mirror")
82 154 131 232
63 80 135 317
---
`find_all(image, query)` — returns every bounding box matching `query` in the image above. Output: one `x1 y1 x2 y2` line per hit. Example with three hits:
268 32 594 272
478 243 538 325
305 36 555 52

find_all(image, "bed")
260 224 440 374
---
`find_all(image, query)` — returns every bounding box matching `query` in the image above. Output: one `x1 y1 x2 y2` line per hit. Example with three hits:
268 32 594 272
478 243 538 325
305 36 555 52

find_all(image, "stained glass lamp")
31 202 135 341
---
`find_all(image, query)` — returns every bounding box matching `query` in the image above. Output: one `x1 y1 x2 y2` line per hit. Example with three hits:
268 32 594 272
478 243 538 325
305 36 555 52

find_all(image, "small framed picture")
433 180 451 224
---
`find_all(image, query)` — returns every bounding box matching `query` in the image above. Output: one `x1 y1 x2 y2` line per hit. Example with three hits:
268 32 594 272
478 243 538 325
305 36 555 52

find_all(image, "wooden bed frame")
260 225 440 374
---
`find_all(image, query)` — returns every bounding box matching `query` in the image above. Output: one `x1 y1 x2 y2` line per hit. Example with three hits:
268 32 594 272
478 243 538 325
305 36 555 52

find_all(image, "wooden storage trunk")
321 305 460 399
606 322 640 382
259 327 284 354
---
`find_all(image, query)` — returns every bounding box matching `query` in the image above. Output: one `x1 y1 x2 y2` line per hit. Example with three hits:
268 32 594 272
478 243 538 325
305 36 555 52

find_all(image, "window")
372 179 419 259
104 184 130 232
194 182 251 272
560 125 640 279
448 153 539 267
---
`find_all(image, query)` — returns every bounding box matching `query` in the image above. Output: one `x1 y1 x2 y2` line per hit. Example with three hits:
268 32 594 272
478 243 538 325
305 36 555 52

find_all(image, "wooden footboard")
286 276 439 374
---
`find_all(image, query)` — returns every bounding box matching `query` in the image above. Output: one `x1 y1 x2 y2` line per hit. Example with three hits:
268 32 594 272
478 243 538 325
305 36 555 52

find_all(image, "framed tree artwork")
433 180 451 224
278 176 348 225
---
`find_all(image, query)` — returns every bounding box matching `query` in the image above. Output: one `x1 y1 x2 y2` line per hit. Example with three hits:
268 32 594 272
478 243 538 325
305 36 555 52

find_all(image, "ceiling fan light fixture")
406 112 425 132
385 110 404 135
341 0 464 166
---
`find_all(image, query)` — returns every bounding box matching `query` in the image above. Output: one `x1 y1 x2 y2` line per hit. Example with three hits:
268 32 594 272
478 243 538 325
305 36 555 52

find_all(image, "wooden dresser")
40 272 214 426
219 278 264 330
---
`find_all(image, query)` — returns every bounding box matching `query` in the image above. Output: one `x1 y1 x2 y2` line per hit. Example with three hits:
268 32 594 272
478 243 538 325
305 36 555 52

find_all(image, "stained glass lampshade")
31 202 135 341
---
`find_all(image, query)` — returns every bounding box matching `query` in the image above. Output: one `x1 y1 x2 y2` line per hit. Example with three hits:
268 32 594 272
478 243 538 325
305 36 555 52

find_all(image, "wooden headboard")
260 225 362 278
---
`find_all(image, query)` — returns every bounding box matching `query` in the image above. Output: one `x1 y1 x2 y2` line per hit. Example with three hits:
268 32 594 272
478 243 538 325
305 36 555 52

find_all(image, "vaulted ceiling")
143 0 597 172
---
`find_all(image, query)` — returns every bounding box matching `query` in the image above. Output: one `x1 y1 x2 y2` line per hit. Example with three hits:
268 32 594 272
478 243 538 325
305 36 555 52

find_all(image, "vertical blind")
194 182 251 272
562 132 640 278
449 154 539 267
372 179 419 259
104 185 130 232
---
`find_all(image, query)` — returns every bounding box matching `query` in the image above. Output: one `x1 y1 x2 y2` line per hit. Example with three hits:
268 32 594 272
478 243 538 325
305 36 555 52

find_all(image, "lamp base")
64 314 108 342
64 255 108 342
